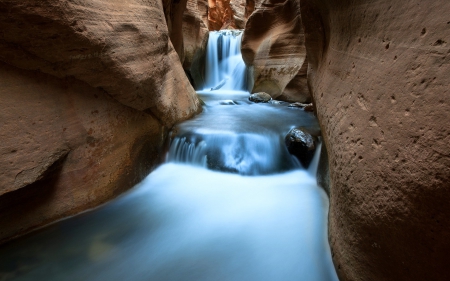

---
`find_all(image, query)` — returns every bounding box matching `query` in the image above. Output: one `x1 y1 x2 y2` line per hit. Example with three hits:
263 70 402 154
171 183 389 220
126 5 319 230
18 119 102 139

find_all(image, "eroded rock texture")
207 0 248 30
301 0 450 280
0 0 200 242
241 0 310 102
0 0 200 128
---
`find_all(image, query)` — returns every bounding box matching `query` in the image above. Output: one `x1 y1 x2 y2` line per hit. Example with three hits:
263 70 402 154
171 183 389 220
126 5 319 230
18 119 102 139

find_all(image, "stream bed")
0 91 338 281
0 29 338 281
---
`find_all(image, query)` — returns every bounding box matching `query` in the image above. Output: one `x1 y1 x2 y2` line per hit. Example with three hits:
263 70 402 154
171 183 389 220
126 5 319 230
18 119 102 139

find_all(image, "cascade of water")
204 30 247 91
166 131 301 175
167 137 208 167
308 141 322 176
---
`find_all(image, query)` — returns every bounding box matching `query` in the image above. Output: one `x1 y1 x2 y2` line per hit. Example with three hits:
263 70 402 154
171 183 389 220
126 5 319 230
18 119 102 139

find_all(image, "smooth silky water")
0 30 338 281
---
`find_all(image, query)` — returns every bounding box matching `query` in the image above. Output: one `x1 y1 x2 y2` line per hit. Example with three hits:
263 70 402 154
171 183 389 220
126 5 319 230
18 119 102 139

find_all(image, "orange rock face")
207 0 248 30
241 0 310 102
301 0 450 280
0 0 200 242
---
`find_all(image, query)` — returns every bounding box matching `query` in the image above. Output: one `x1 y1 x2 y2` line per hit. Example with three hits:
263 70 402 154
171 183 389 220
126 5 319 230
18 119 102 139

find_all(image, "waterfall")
203 30 247 91
166 137 208 167
308 141 322 176
166 132 301 175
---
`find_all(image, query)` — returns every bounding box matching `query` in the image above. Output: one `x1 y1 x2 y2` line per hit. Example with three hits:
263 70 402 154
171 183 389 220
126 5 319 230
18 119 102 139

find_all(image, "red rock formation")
301 0 450 280
241 0 310 103
208 0 235 30
207 0 248 30
0 0 200 242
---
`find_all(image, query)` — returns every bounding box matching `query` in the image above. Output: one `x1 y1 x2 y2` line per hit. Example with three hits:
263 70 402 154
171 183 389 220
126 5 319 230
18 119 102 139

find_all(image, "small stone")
249 92 272 103
288 102 314 112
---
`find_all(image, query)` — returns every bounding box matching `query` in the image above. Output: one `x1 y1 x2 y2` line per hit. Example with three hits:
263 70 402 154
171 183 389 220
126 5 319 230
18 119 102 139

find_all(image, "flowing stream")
0 30 338 281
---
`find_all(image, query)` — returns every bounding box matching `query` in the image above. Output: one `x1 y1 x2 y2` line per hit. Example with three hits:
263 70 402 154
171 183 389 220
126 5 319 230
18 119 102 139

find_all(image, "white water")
0 163 337 281
0 31 338 281
203 30 247 91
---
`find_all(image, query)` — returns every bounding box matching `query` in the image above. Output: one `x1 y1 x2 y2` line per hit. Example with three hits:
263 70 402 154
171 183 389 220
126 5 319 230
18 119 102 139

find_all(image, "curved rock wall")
0 0 200 242
301 0 450 280
0 0 200 127
241 0 310 102
183 0 209 70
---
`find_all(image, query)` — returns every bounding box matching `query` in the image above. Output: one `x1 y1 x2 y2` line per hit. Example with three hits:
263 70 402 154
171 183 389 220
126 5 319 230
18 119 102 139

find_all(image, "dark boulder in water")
285 128 317 168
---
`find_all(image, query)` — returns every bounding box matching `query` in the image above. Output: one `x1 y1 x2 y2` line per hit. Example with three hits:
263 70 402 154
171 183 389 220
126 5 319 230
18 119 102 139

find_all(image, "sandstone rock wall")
301 0 450 280
241 0 310 102
0 0 200 127
164 0 189 64
183 0 209 68
0 0 200 242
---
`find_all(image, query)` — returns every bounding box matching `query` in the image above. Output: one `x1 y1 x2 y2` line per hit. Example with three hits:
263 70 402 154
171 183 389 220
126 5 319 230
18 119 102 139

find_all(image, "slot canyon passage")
0 0 449 281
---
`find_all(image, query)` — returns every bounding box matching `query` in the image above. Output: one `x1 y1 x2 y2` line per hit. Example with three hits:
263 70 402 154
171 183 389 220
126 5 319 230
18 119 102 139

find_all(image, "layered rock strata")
0 0 200 242
241 0 310 103
301 0 450 280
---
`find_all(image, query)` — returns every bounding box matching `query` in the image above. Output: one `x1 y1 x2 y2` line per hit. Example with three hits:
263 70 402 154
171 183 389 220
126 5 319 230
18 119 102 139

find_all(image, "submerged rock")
249 92 272 103
285 128 317 168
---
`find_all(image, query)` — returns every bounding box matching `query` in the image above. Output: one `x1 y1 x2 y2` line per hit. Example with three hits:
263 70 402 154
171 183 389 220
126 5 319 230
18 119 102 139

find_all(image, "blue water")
0 31 338 281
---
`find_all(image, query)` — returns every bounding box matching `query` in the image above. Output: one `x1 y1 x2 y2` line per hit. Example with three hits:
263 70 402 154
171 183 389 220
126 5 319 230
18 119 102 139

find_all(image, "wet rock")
249 92 272 103
288 102 314 112
269 100 283 105
285 128 317 168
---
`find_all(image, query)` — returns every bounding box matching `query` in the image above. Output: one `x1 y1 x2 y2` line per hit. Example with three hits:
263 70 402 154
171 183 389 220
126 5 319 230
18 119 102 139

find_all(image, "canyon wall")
241 0 310 103
182 0 209 88
301 0 450 280
183 0 209 69
0 0 200 243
